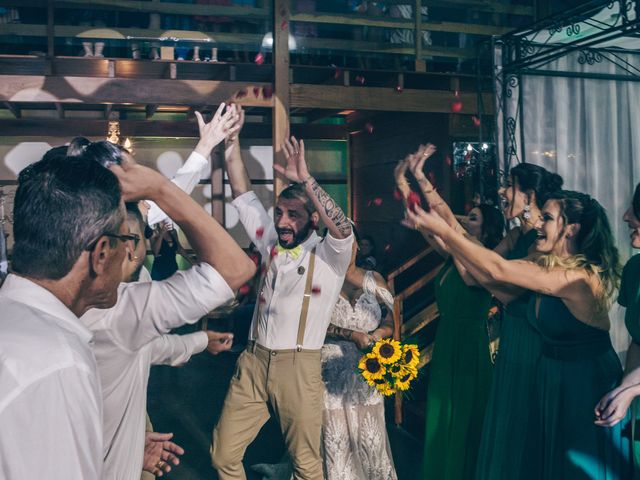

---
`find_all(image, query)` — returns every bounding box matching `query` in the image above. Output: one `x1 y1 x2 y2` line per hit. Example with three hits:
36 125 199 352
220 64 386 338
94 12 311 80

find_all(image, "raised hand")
276 136 311 184
226 104 245 143
109 154 168 203
142 431 184 477
194 103 238 157
402 204 448 236
407 143 437 180
206 331 234 355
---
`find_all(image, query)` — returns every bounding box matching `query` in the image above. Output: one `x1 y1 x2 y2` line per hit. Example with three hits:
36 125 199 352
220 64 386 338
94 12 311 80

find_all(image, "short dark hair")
12 152 123 279
125 202 145 232
509 163 563 207
278 183 316 215
476 204 505 250
67 137 126 168
633 182 640 219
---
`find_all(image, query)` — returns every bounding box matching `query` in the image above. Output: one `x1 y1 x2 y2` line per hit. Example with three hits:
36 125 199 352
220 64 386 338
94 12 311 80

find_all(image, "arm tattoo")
326 324 353 340
310 179 352 237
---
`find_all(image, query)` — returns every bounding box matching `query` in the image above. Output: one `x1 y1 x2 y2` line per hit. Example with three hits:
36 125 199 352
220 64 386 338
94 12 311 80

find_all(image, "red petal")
365 122 374 134
280 20 287 30
254 52 265 65
472 115 481 127
367 200 372 207
253 87 261 97
451 101 463 113
235 88 248 99
270 246 279 258
239 285 250 295
256 227 265 239
395 85 403 93
258 295 266 305
445 155 452 166
333 67 342 80
393 189 403 201
407 191 422 213
355 75 365 85
311 285 322 295
262 85 273 99
373 197 383 207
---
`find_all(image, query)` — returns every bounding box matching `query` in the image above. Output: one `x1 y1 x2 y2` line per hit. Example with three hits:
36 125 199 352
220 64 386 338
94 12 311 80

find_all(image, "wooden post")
46 0 54 74
414 0 426 72
272 0 291 197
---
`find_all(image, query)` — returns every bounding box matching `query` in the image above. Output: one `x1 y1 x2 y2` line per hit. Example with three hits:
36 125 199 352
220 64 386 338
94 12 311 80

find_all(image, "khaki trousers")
211 343 324 480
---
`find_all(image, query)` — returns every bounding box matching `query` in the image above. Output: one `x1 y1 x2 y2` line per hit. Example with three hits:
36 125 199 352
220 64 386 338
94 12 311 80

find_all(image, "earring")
523 203 531 221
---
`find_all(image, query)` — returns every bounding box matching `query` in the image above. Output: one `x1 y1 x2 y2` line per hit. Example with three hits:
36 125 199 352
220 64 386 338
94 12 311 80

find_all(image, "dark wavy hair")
278 183 316 215
476 204 505 250
541 190 621 310
509 163 563 208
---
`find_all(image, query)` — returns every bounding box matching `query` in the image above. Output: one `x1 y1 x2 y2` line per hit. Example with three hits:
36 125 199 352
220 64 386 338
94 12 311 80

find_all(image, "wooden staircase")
387 246 444 426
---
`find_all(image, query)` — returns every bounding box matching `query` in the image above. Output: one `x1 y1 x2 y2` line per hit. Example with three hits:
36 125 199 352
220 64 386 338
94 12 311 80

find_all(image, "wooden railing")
387 245 443 425
0 0 535 67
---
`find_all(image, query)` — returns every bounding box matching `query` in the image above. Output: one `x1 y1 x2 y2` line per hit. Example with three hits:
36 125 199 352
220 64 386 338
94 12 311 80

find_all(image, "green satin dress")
523 294 631 479
422 258 493 480
475 228 539 480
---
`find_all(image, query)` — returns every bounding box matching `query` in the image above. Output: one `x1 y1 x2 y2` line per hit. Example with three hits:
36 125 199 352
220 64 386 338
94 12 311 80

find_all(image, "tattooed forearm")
308 179 352 238
326 324 354 340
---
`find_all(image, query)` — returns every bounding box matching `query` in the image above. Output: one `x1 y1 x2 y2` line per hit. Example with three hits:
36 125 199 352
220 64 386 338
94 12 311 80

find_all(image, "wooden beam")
0 75 273 107
3 101 20 118
54 102 64 119
0 119 348 139
272 0 290 197
290 85 494 115
46 0 54 58
290 12 513 35
145 104 158 119
104 103 113 119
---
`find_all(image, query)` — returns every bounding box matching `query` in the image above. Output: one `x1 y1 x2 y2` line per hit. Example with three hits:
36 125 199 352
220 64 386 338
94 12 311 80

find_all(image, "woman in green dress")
397 145 562 479
595 182 640 474
407 190 632 478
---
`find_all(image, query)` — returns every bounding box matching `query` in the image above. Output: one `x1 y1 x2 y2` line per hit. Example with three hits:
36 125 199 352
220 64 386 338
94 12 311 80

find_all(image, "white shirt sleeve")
147 331 208 366
84 263 234 352
0 368 103 480
147 151 209 227
231 191 278 258
317 232 354 276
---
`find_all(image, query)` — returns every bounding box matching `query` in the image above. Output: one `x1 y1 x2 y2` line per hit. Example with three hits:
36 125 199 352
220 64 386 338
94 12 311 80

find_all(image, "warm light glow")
123 138 133 153
107 120 120 144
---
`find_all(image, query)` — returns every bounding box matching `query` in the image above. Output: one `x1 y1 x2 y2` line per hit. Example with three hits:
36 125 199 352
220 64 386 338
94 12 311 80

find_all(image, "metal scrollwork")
577 49 603 65
505 75 519 98
566 23 581 36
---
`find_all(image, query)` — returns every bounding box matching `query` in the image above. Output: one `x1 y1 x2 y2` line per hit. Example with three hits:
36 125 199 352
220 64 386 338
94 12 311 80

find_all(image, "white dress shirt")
232 191 353 350
80 263 234 480
0 274 103 480
147 151 208 227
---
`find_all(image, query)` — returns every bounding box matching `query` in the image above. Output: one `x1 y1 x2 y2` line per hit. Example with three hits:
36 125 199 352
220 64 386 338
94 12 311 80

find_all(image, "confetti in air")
254 52 265 65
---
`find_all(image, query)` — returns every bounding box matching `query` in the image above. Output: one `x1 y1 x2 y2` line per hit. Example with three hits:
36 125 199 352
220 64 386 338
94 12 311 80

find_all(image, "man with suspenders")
212 106 354 480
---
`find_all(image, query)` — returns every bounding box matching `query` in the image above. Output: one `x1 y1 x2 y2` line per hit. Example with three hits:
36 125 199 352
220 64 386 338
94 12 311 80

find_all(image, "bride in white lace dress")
252 245 397 480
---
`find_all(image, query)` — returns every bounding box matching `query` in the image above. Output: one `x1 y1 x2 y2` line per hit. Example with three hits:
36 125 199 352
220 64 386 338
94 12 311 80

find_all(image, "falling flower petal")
373 197 383 207
472 115 481 127
395 85 403 93
254 52 265 65
355 75 365 85
445 155 452 166
235 88 248 99
280 20 287 30
393 189 403 201
262 85 273 99
253 87 261 97
365 122 374 134
239 285 250 295
451 100 463 113
407 191 422 213
270 246 278 258
311 285 321 295
256 227 265 239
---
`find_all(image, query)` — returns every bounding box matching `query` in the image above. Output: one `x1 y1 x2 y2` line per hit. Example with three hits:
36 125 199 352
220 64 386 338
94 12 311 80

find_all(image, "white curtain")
500 50 640 355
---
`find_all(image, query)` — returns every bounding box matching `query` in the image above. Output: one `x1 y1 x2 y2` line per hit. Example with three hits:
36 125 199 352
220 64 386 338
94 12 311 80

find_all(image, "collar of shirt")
0 274 93 344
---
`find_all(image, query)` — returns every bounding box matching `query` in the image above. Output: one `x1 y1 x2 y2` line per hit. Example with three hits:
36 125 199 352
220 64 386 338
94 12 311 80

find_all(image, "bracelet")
396 178 409 186
346 330 353 341
417 177 430 184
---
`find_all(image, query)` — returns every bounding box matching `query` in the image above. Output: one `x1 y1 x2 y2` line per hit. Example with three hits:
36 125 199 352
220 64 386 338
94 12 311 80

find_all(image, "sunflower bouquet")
358 338 420 396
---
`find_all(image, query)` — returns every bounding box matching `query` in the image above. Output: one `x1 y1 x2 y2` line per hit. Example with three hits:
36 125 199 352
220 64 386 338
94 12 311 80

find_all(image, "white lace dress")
321 272 397 480
251 272 397 480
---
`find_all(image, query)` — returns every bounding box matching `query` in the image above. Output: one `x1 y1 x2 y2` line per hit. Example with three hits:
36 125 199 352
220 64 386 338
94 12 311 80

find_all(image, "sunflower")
372 339 402 365
401 344 420 368
359 353 386 383
373 378 396 396
388 362 417 379
394 370 417 391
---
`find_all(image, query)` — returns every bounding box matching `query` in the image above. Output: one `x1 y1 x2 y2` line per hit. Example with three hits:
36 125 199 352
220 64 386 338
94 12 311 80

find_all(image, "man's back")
0 275 103 480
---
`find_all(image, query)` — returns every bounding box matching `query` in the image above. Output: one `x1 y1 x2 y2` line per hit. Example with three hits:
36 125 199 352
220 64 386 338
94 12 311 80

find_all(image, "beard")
277 220 313 248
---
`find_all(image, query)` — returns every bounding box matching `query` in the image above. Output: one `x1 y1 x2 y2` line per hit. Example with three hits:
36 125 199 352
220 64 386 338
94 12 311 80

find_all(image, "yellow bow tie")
274 244 303 260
